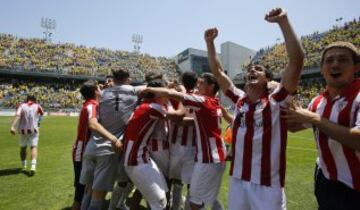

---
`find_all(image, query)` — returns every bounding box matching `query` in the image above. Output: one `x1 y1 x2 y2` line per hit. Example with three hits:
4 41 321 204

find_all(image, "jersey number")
115 95 120 111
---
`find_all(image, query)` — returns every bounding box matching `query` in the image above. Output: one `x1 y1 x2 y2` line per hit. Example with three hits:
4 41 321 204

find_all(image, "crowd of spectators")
0 35 178 81
0 80 82 110
253 17 360 75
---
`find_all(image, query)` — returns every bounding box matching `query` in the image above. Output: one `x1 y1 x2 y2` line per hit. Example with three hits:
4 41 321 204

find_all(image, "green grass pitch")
0 116 317 210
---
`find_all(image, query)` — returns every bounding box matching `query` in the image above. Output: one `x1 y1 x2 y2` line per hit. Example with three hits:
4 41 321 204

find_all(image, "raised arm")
205 28 234 93
143 87 186 102
265 8 304 94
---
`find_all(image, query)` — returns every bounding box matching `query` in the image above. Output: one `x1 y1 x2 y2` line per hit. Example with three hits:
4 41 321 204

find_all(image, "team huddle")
10 8 360 210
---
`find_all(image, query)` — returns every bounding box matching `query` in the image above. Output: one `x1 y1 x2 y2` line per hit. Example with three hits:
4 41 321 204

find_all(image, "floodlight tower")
336 17 343 27
132 33 143 54
41 17 56 41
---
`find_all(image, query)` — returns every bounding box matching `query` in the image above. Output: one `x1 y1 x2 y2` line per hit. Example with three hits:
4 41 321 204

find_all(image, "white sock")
172 183 183 210
21 160 27 168
31 159 37 170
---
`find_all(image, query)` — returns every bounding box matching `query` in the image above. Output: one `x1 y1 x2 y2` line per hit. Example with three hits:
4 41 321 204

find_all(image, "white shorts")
189 162 225 206
228 177 286 210
151 150 170 177
169 143 195 183
19 133 39 147
180 148 195 184
80 154 118 191
125 159 168 210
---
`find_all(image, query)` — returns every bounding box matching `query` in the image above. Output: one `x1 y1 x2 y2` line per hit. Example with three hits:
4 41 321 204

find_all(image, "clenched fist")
204 28 218 43
265 8 287 23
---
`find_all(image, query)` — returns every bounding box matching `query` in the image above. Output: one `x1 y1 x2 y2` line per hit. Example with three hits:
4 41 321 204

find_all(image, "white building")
175 42 255 107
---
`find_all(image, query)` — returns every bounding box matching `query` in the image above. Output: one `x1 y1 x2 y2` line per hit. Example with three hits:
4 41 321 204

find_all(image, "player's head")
105 75 114 88
145 72 164 84
320 41 360 89
80 80 99 100
112 68 130 84
182 71 198 91
26 95 36 102
197 72 219 96
144 72 167 104
245 63 272 88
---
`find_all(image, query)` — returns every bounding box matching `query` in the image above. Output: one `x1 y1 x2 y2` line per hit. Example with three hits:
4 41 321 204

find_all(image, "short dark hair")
200 72 219 94
112 68 129 82
248 63 273 80
105 75 113 80
26 95 36 102
143 79 166 99
321 41 360 65
182 71 198 90
80 80 98 100
145 72 163 83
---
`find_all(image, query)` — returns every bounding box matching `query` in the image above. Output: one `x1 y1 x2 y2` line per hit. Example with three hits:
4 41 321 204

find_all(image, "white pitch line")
288 134 315 141
287 146 317 152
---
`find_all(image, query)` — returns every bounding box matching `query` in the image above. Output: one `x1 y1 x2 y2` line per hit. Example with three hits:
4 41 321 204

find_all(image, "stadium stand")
0 34 178 81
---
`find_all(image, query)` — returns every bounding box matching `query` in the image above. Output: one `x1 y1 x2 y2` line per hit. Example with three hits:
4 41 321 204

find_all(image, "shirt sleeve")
86 104 97 119
134 85 146 94
270 84 294 106
225 85 245 104
183 94 206 109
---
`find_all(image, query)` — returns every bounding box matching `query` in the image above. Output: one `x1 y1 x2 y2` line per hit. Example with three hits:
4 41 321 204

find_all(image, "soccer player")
71 80 101 210
80 68 140 210
10 94 44 176
283 42 360 210
144 72 227 210
123 79 170 210
204 7 304 210
168 71 197 210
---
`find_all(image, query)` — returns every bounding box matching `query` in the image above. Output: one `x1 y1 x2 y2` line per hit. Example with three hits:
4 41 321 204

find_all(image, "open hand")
281 101 318 124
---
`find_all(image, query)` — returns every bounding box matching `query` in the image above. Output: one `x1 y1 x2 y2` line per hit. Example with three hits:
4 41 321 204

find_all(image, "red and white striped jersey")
149 118 169 152
226 85 293 187
16 101 44 134
182 94 226 163
124 102 166 166
168 99 196 148
308 79 360 191
72 99 98 162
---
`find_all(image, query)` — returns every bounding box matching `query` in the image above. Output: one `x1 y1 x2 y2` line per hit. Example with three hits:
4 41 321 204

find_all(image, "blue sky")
0 0 358 57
